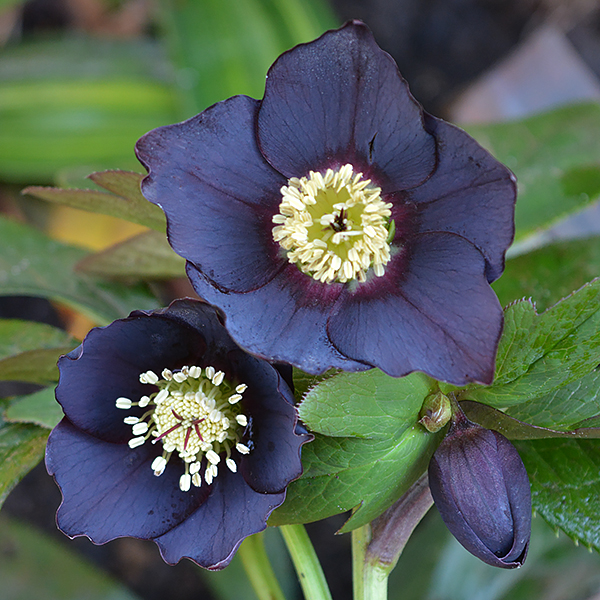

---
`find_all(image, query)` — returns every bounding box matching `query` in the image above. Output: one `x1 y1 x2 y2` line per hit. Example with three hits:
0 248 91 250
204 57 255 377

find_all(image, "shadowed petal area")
136 95 286 292
227 349 311 493
46 419 208 543
258 21 435 189
154 467 285 569
327 233 503 384
411 116 517 283
497 432 532 563
56 315 206 444
187 262 369 375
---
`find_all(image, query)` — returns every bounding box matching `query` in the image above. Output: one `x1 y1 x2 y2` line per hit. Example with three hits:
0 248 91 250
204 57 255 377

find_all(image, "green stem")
279 524 333 600
238 531 287 600
352 475 434 600
352 524 388 600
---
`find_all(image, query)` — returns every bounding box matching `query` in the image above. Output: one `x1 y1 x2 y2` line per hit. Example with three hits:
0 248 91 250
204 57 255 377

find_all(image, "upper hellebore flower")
136 21 516 385
46 300 310 570
428 405 531 568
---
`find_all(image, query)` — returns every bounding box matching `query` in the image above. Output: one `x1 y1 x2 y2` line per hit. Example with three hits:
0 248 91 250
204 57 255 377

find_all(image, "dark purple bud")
428 406 531 568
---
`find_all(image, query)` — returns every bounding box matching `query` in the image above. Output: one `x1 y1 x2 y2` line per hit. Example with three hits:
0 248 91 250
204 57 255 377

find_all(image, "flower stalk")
238 532 287 600
353 475 434 600
279 524 333 600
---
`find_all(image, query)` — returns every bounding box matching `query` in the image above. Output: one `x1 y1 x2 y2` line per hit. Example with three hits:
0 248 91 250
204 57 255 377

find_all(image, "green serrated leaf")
299 370 435 439
465 279 600 407
0 319 75 361
291 368 336 402
0 216 159 325
494 237 600 312
466 103 600 244
270 426 439 531
76 230 184 279
505 369 600 429
5 387 62 430
0 422 48 509
516 438 600 552
272 369 439 530
23 170 166 232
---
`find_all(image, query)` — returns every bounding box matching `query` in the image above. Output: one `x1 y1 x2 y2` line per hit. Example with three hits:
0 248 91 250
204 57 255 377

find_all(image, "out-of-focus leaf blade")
467 103 600 244
494 237 600 312
0 79 178 183
516 438 600 551
160 0 337 117
0 421 48 509
0 348 72 385
5 387 62 430
76 230 184 279
0 319 75 361
0 319 74 385
0 216 158 324
24 171 166 232
0 515 142 600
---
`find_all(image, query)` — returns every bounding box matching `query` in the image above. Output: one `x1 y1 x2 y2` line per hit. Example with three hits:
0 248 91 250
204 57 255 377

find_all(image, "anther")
116 397 132 409
122 364 251 492
236 443 250 455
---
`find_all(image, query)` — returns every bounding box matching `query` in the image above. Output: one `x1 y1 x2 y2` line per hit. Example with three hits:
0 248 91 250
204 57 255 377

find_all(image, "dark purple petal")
225 348 312 493
327 233 503 384
154 467 285 569
186 262 370 375
56 313 207 444
411 116 517 282
46 419 208 542
496 432 532 563
136 95 286 293
258 21 435 190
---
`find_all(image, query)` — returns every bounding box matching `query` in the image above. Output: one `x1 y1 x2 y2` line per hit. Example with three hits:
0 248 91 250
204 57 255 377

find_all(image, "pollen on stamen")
118 364 251 492
272 164 393 284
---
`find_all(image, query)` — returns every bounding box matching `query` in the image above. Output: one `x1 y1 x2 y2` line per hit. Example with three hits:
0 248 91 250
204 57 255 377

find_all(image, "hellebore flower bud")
428 403 531 568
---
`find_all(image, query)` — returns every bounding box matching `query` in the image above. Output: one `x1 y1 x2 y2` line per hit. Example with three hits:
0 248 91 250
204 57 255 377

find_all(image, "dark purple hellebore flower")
45 299 310 570
135 21 516 386
428 407 531 568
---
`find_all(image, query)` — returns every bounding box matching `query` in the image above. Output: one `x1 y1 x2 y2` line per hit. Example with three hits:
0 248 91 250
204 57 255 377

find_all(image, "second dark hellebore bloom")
136 21 516 386
45 299 310 570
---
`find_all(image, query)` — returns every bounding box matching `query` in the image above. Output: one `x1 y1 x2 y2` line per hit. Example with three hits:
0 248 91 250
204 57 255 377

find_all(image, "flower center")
116 365 250 492
272 164 394 284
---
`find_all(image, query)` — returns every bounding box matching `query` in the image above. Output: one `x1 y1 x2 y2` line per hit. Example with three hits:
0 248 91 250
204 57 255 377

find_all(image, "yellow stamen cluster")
116 365 250 492
272 164 393 283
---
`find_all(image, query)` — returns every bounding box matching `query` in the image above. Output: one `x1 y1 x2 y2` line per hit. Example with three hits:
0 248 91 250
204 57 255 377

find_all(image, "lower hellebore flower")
135 21 517 386
45 299 310 570
428 404 531 568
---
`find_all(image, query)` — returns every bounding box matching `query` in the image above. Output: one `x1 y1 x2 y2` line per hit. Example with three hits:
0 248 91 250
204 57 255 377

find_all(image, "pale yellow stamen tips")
117 364 250 492
116 397 132 409
272 164 393 283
